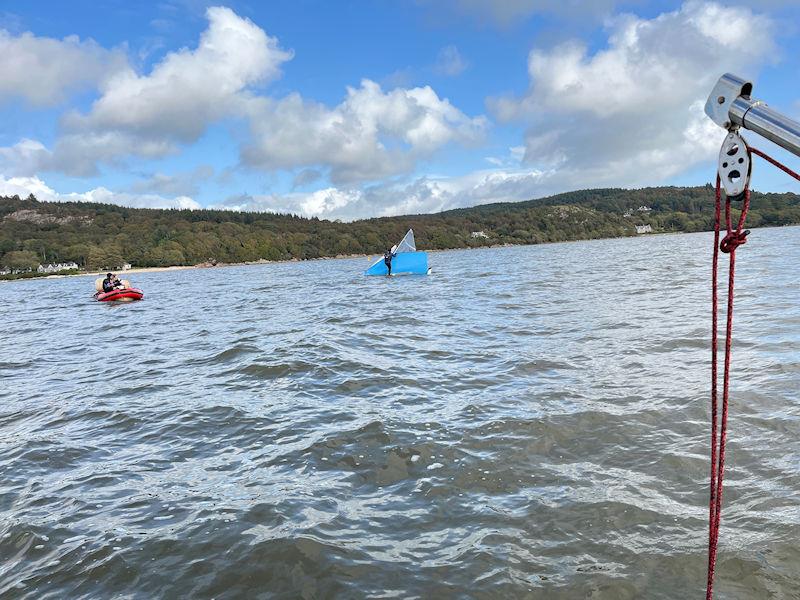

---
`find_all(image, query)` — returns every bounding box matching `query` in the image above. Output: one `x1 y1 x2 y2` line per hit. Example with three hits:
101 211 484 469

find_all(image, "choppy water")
2 228 800 599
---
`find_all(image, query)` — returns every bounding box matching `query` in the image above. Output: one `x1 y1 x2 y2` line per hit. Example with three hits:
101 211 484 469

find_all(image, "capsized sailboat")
364 229 429 276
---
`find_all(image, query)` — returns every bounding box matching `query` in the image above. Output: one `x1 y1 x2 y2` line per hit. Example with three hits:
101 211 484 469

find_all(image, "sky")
0 0 799 221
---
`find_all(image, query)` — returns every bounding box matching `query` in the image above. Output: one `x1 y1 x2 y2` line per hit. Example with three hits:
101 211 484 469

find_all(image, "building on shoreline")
37 262 79 274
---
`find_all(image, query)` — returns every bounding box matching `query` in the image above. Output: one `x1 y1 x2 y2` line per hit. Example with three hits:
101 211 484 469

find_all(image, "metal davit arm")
705 73 800 158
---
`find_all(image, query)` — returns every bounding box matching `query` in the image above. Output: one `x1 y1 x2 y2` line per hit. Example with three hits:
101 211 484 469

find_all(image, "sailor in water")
383 249 396 276
102 272 123 292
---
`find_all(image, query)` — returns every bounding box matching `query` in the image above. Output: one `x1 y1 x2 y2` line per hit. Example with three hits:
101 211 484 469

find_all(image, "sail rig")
364 229 429 276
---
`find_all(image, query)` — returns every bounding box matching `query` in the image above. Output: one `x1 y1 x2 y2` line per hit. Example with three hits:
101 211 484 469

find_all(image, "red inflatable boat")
94 288 144 302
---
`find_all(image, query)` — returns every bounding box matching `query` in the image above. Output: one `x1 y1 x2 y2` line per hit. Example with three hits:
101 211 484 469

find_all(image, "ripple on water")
1 229 800 598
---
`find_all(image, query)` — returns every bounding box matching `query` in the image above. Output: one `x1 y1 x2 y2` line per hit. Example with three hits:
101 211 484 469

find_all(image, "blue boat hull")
365 251 429 276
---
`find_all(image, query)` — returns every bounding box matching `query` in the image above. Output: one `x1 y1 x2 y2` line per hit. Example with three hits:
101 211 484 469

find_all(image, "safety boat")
94 278 144 302
365 229 430 276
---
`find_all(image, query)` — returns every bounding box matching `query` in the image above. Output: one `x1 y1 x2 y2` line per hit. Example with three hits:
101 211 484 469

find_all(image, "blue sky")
0 0 798 220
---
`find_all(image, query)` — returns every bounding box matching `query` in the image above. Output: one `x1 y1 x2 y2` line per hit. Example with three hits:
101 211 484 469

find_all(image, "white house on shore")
471 231 489 239
635 224 653 234
37 262 79 274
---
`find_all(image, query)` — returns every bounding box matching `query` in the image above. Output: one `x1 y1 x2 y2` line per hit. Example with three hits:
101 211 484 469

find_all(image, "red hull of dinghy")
94 288 144 302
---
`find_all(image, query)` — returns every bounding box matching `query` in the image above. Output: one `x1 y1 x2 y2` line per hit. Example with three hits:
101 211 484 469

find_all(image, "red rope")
706 145 800 599
749 146 800 181
707 175 721 598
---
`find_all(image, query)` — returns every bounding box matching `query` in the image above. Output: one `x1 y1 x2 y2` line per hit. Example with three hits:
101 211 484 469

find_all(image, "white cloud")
516 4 773 119
485 145 526 167
220 187 362 217
434 45 468 76
52 6 292 175
53 132 177 177
490 1 775 187
67 7 290 138
0 133 176 178
129 165 215 197
0 29 127 106
210 166 554 221
242 79 488 183
292 168 323 188
27 6 483 186
217 1 779 220
0 175 200 210
4 0 778 223
0 139 51 176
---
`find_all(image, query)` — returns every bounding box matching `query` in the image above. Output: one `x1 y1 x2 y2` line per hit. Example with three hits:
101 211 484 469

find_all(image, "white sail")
364 228 428 275
394 229 416 253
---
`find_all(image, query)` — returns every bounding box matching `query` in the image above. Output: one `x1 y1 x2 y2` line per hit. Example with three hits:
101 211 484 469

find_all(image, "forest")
2 185 800 275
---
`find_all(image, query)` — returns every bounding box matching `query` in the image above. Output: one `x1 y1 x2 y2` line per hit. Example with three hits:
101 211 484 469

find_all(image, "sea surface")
2 228 800 599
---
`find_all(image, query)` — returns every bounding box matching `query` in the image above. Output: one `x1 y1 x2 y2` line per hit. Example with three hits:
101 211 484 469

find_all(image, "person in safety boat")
102 272 123 292
383 249 396 276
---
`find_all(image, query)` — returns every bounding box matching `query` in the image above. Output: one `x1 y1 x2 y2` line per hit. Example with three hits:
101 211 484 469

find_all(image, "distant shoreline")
9 226 788 285
1 244 522 283
0 234 689 284
2 232 690 285
0 253 379 283
5 186 800 287
0 232 662 285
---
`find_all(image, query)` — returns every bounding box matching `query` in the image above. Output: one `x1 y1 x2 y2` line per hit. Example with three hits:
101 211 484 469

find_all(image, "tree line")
2 185 800 274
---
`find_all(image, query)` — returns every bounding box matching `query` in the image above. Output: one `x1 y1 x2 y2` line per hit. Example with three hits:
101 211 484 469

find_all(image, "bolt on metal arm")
705 73 800 158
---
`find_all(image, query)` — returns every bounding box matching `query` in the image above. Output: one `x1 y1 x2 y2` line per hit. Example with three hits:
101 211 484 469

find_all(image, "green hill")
2 185 800 274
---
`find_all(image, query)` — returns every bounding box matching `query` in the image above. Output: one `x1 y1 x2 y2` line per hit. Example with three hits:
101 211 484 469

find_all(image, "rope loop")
719 229 749 253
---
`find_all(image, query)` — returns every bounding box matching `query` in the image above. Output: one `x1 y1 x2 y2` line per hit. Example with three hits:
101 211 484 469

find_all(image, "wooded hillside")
2 186 799 271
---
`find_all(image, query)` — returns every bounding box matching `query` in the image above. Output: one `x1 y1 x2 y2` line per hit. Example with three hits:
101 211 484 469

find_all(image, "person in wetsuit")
383 250 396 276
102 273 123 292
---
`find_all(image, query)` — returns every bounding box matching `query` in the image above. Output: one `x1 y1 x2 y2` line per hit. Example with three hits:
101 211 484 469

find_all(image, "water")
1 228 799 599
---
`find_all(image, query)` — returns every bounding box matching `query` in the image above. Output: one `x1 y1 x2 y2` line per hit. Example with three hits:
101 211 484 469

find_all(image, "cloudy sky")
1 0 798 220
